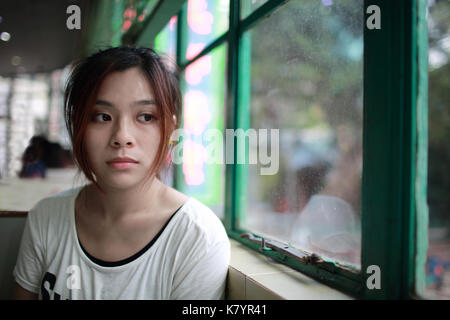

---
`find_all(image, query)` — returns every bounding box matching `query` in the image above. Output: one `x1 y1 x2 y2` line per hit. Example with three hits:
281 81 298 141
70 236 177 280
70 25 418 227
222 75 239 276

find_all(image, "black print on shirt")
41 272 69 300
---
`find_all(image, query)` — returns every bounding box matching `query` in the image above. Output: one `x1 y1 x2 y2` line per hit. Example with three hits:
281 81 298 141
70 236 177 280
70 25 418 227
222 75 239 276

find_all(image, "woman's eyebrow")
94 99 157 107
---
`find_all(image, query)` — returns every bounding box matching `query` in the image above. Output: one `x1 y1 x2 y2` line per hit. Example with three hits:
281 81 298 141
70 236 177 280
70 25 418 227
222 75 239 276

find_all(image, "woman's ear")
169 115 178 147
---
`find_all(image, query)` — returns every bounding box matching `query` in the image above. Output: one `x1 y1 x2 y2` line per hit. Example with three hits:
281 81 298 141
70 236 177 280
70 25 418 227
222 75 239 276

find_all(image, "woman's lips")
107 161 138 169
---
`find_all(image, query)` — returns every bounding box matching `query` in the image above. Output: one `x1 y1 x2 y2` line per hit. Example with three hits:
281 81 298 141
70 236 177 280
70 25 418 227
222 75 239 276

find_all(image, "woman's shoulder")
35 185 81 205
29 185 82 220
182 197 217 218
173 196 228 245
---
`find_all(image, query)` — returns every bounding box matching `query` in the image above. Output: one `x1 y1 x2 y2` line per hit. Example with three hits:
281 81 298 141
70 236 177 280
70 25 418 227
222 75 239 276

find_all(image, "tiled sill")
226 238 354 300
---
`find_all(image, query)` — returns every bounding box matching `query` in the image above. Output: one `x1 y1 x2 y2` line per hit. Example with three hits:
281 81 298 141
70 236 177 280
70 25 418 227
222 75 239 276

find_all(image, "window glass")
176 44 228 219
240 0 363 269
186 0 229 59
425 0 450 300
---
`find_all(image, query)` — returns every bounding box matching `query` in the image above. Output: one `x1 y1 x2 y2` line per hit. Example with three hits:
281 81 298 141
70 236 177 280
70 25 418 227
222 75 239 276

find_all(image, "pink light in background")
123 8 137 19
169 16 177 30
182 139 207 185
185 44 211 85
187 0 213 35
183 90 211 135
122 20 132 32
185 59 211 85
186 43 204 60
122 8 137 32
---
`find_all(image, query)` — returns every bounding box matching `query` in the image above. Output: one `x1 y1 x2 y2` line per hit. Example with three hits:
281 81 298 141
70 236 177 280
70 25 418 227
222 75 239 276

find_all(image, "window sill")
227 238 354 300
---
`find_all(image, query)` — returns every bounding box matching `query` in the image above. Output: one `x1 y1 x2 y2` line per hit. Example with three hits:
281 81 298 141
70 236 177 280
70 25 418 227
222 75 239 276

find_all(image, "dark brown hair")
64 46 180 192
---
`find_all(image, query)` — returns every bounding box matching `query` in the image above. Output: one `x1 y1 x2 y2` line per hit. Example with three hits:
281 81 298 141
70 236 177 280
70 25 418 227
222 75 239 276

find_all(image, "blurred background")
0 0 91 210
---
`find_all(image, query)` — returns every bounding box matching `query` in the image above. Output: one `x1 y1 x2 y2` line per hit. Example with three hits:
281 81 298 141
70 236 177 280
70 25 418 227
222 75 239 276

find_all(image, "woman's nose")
110 120 135 147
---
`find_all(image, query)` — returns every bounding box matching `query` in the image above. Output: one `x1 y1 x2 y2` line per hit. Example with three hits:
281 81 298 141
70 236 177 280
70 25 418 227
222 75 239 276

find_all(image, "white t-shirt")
13 186 230 300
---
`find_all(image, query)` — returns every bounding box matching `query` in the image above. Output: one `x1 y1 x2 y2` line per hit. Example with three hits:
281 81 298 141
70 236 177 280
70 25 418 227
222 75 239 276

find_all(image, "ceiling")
0 0 92 77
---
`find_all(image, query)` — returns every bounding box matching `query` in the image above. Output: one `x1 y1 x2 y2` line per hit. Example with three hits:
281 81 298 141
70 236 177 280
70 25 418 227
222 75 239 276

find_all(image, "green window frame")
84 0 429 299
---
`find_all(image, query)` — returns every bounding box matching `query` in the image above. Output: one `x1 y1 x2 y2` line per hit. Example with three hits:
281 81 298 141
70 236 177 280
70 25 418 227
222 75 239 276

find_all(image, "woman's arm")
13 283 38 300
13 202 46 300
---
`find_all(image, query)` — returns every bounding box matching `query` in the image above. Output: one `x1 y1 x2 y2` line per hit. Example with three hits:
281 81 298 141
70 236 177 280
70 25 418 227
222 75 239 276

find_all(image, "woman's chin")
98 175 154 191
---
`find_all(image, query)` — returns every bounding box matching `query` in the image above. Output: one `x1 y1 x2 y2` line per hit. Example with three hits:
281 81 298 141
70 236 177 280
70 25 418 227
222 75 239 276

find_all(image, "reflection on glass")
177 44 228 219
425 0 450 300
242 0 363 269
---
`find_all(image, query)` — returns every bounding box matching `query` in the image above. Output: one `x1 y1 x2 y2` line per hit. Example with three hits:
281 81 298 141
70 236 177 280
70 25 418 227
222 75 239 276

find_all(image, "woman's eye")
138 114 155 122
93 113 111 122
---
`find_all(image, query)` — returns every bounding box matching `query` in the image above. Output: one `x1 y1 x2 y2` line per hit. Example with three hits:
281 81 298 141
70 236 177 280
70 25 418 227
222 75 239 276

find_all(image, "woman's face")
84 67 162 190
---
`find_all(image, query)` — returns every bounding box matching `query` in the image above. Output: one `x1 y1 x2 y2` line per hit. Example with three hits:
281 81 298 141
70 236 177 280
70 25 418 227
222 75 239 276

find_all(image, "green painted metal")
234 30 251 229
176 4 188 72
223 0 240 232
111 0 126 47
81 0 116 57
179 32 228 69
402 0 417 299
228 231 363 298
174 3 188 192
176 4 188 68
362 0 422 299
208 44 228 209
414 0 429 298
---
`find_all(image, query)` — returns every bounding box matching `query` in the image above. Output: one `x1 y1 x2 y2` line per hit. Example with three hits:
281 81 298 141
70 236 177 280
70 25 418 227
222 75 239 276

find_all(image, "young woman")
13 46 230 300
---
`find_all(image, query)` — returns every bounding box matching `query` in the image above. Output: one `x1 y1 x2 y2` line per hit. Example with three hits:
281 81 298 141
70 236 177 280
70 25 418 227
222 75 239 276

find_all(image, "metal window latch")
240 232 323 265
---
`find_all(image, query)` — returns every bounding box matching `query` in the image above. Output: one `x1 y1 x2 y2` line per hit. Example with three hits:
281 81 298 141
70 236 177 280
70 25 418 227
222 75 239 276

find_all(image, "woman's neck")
82 179 166 223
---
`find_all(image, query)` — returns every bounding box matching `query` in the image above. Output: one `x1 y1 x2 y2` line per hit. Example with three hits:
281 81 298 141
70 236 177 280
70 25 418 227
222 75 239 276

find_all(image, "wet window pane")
241 0 363 269
425 0 450 300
